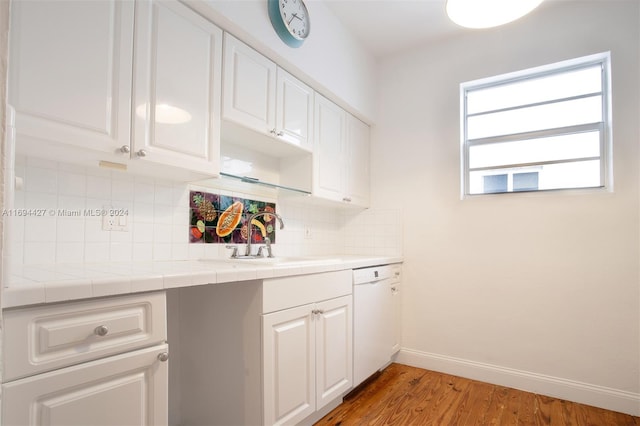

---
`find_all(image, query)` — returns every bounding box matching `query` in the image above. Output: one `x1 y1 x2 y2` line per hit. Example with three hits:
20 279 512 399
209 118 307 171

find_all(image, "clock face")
279 0 310 41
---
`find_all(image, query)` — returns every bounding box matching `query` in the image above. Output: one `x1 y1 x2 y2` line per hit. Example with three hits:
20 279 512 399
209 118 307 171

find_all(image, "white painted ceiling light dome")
446 0 544 29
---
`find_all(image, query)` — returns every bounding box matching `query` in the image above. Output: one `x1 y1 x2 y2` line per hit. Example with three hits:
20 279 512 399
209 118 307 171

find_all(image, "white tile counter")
2 255 403 308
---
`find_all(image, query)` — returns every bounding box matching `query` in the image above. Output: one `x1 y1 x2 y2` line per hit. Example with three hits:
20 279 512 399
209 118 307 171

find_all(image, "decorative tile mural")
189 190 277 244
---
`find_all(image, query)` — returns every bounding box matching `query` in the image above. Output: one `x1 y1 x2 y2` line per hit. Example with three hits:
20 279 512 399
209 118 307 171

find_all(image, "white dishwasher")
353 264 395 387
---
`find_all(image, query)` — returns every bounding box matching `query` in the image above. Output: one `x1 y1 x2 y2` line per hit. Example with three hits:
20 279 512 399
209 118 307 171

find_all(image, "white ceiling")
322 0 466 58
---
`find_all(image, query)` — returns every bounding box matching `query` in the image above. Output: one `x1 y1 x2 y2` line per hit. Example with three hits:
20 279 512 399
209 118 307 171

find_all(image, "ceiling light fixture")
446 0 544 29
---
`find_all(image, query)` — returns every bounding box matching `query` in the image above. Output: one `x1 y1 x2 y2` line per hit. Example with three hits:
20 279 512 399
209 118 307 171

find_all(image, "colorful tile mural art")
189 190 278 244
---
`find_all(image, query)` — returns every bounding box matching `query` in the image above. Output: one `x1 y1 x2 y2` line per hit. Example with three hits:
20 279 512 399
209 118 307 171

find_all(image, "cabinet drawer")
3 292 166 382
262 270 352 314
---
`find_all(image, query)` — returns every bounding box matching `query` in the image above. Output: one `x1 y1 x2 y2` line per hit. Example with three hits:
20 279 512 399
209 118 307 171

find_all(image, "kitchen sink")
201 256 341 267
236 256 341 266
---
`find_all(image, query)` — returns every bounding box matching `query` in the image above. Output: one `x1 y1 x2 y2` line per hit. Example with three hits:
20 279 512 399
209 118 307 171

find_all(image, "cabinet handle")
391 286 397 291
269 128 277 135
136 149 147 157
94 325 109 337
276 131 284 137
119 145 130 154
157 352 169 362
342 197 352 203
312 309 324 315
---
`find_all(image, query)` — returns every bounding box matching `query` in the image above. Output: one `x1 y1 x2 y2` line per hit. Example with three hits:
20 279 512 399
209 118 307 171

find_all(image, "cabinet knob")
157 352 169 362
136 149 147 158
276 131 284 137
120 145 130 154
269 128 277 135
94 325 109 337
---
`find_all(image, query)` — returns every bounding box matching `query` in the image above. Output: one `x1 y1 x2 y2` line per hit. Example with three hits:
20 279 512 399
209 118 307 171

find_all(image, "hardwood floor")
315 363 639 425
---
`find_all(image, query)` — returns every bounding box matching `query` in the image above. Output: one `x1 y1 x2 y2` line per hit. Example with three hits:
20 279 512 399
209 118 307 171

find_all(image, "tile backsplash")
6 157 402 268
189 190 277 245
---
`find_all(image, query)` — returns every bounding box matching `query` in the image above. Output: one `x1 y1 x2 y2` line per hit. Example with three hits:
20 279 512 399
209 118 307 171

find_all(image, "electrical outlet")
101 206 129 232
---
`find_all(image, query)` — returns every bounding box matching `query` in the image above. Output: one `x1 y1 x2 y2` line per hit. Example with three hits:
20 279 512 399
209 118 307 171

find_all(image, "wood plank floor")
315 363 639 425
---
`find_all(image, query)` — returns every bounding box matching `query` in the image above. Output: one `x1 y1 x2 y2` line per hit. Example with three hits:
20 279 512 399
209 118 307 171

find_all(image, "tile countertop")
2 255 403 309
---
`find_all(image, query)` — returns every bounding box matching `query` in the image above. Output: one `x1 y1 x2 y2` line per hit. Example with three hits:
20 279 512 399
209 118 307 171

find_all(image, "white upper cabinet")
314 94 370 207
345 115 371 206
223 33 277 136
222 34 313 154
8 0 222 179
276 68 314 151
132 0 222 175
314 94 345 200
8 0 134 154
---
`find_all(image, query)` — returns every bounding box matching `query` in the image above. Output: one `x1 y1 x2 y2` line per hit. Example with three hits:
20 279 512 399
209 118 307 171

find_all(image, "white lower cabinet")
1 292 169 426
172 270 353 426
262 295 352 426
2 344 169 426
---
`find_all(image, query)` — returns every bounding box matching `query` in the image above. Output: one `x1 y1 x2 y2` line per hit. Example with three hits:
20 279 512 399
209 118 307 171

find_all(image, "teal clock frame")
268 0 308 48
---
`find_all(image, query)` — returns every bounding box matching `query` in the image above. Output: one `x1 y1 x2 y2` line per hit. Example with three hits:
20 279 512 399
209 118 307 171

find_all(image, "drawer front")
3 292 166 382
262 270 352 314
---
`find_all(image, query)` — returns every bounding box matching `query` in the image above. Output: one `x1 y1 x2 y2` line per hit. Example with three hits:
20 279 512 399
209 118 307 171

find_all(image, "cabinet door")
276 68 313 151
8 0 134 153
313 94 346 202
2 344 168 426
132 0 222 175
223 33 276 135
345 115 371 207
315 295 353 410
263 305 315 426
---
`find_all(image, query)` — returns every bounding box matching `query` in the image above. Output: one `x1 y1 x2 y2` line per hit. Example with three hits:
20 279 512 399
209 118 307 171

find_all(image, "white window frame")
460 52 612 197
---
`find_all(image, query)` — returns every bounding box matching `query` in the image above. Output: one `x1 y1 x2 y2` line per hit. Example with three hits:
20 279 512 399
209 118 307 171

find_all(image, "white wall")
0 0 9 408
186 0 377 122
372 0 640 414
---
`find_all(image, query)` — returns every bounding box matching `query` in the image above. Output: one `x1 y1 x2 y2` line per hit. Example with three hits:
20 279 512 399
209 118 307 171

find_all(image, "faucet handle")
263 237 275 258
256 246 267 257
225 245 239 258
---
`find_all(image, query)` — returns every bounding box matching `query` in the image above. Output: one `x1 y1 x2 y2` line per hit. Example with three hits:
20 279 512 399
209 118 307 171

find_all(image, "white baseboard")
396 348 640 417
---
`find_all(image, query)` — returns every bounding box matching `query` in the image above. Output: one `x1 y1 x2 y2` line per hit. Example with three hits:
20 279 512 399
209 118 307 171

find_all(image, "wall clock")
268 0 310 48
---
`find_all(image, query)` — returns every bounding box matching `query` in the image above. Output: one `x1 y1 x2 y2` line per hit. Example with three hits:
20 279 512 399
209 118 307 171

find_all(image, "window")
461 52 611 196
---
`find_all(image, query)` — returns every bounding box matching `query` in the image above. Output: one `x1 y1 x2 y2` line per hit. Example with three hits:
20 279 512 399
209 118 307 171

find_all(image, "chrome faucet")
245 211 284 257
